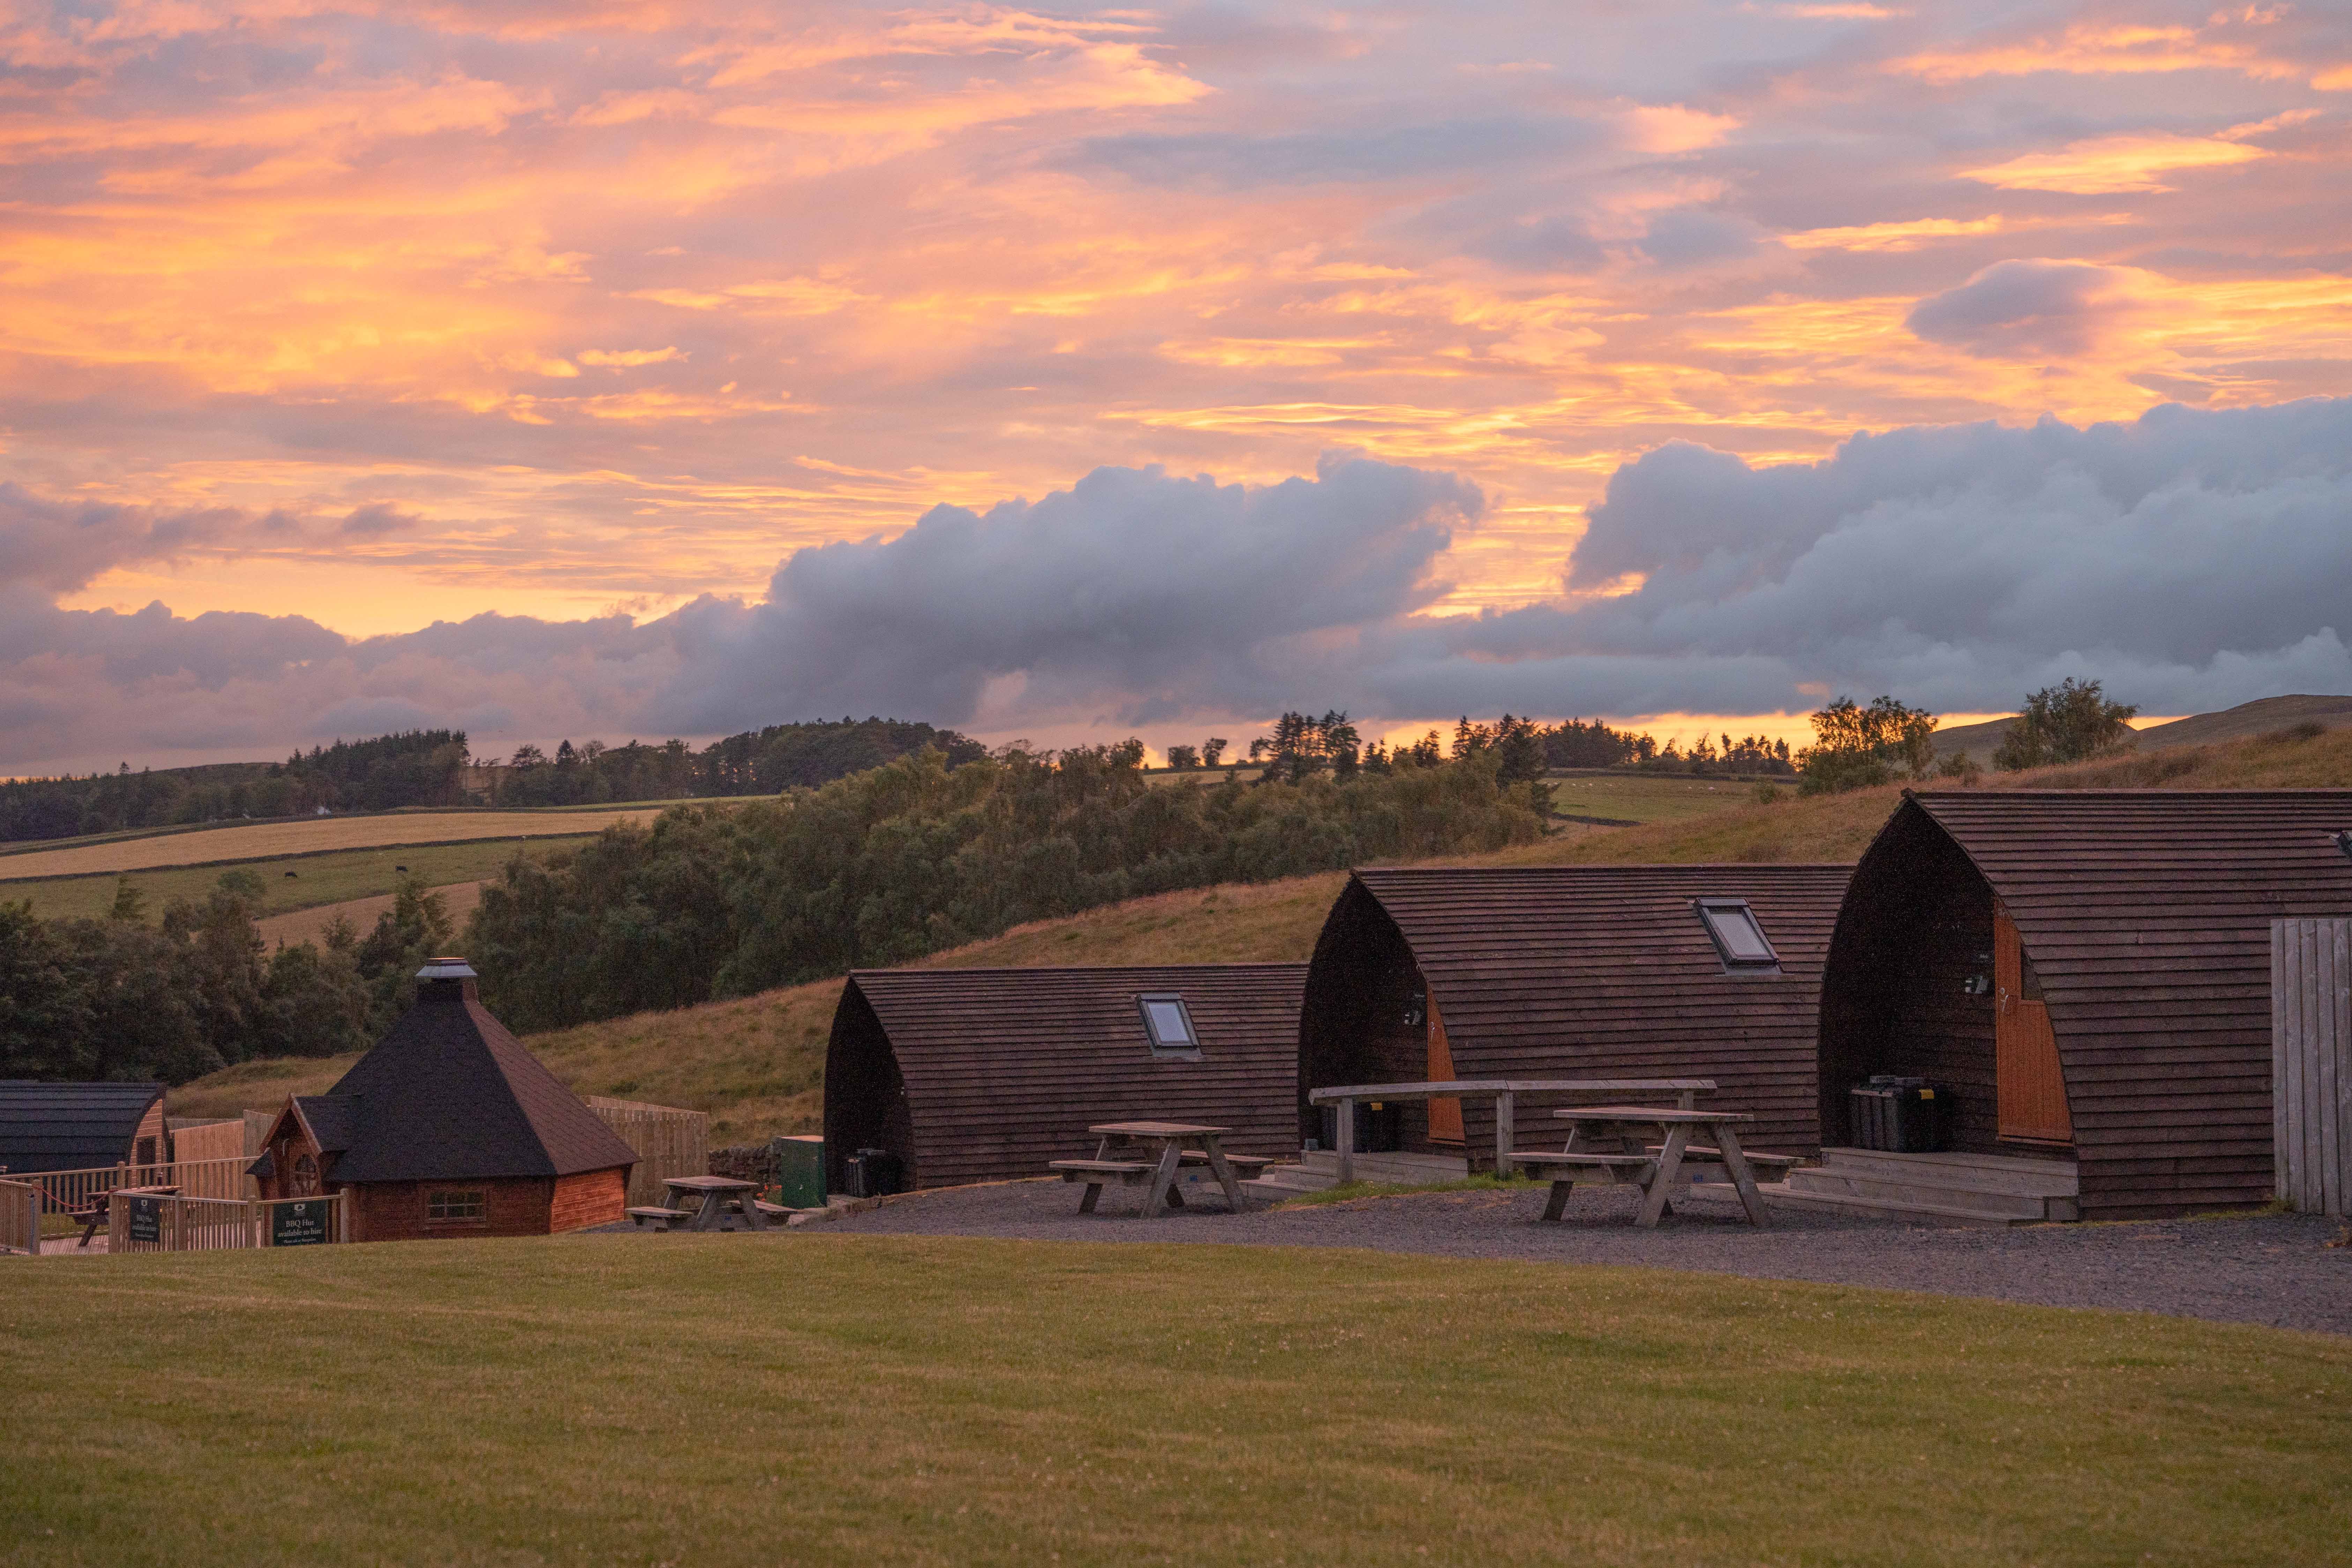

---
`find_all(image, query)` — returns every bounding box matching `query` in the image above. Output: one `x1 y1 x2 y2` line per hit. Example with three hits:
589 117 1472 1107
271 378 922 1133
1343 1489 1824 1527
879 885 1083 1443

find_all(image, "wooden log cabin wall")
1301 865 1853 1162
1818 790 2352 1219
824 964 1308 1189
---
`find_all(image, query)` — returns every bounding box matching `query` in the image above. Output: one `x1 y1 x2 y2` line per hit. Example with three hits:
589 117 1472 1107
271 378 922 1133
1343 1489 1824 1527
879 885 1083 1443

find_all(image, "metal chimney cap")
416 957 478 981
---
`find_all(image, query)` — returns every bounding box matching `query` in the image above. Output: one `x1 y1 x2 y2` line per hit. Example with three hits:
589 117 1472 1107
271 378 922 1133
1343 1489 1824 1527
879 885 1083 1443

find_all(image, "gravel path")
818 1177 2352 1336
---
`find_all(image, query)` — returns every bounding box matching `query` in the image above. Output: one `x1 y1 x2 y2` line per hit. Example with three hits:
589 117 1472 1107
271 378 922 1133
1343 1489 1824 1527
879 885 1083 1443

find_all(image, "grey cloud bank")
3 401 2348 773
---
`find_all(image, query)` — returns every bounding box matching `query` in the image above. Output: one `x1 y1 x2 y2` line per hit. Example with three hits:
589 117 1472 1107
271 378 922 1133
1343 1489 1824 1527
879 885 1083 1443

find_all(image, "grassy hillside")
0 806 666 881
169 720 2352 1141
10 1238 2349 1566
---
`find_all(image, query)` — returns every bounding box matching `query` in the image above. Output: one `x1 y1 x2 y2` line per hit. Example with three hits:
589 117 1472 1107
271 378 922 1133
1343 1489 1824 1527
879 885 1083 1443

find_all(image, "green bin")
771 1135 826 1210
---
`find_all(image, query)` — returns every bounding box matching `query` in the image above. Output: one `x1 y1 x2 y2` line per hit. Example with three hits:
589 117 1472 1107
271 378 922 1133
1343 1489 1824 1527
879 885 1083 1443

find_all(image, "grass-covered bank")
4 1237 2348 1566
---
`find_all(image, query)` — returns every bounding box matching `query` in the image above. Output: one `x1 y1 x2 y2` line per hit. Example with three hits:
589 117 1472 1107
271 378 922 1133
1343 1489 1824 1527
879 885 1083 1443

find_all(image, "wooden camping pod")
1302 865 1853 1161
1819 790 2352 1219
824 965 1307 1190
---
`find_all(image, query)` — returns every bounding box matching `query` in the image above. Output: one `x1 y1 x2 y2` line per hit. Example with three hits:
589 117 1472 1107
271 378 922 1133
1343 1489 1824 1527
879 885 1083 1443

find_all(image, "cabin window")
1695 898 1781 975
135 1137 156 1166
427 1190 486 1222
1137 994 1203 1060
291 1152 320 1197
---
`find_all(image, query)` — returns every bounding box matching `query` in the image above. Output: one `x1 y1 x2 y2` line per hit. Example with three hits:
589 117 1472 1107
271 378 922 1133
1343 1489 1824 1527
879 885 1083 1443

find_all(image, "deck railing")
0 1178 38 1256
1306 1078 1719 1184
108 1190 348 1253
3 1155 256 1215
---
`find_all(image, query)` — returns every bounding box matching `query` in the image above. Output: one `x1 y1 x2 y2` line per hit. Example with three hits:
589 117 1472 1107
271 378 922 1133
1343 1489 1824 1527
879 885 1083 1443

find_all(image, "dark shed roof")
827 965 1308 1189
1827 790 2352 1217
319 974 637 1184
0 1081 163 1175
1309 865 1854 1156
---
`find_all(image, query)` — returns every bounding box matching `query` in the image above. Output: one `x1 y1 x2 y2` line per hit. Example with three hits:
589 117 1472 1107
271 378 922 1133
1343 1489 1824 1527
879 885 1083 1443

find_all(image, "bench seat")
1049 1159 1152 1175
626 1205 694 1228
1640 1145 1802 1174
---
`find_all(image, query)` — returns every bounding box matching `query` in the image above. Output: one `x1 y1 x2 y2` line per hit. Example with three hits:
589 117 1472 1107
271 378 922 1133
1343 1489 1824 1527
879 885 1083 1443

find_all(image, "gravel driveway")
822 1176 2352 1336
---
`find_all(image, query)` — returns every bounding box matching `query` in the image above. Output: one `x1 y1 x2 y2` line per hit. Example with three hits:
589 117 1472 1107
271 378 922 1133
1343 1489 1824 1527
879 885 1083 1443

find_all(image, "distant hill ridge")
1934 693 2352 765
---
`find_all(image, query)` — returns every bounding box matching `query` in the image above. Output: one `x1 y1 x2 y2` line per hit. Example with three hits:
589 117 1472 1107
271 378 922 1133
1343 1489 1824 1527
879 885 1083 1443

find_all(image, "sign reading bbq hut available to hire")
271 1199 329 1246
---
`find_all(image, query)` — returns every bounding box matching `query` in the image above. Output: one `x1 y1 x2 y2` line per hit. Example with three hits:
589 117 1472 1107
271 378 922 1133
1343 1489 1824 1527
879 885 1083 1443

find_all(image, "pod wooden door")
1994 904 2072 1144
1426 995 1465 1145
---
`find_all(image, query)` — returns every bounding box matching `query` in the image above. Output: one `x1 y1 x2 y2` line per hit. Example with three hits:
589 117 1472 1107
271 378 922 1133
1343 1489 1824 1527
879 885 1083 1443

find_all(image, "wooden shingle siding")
1308 865 1854 1162
1826 790 2352 1219
826 965 1307 1189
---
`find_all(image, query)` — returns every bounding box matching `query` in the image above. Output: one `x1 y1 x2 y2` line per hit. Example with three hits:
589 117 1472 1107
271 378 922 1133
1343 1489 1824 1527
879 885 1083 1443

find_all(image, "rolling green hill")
168 719 2352 1142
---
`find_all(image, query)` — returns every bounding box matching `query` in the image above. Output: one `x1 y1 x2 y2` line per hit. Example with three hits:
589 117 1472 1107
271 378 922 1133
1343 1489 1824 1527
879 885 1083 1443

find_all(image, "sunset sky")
5 0 2351 773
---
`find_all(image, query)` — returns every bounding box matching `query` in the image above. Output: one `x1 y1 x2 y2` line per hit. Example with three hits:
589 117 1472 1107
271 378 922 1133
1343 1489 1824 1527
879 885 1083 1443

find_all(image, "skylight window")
1695 898 1781 976
1137 993 1202 1060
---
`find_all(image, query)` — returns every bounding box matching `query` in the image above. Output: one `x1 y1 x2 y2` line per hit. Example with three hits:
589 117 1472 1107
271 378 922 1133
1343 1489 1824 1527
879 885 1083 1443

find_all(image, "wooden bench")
1182 1151 1272 1175
1643 1145 1802 1179
626 1205 694 1230
1049 1159 1152 1213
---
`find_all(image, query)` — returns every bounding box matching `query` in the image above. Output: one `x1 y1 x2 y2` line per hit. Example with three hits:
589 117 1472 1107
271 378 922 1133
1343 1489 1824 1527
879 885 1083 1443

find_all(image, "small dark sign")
271 1198 329 1247
126 1195 162 1244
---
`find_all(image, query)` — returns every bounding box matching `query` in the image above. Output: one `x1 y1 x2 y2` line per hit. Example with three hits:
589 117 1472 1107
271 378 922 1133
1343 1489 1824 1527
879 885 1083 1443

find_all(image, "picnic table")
646 1175 773 1232
1504 1107 1795 1228
1049 1122 1269 1216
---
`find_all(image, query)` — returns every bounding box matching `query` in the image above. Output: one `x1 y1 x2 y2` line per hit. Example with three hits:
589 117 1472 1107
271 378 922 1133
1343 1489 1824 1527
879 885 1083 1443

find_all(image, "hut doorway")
1425 997 1464 1146
1994 905 2072 1145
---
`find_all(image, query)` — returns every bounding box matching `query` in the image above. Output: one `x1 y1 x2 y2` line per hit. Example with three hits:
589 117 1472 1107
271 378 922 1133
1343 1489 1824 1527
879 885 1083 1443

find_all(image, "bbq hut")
1818 790 2352 1219
824 964 1308 1189
250 959 637 1241
1302 865 1852 1163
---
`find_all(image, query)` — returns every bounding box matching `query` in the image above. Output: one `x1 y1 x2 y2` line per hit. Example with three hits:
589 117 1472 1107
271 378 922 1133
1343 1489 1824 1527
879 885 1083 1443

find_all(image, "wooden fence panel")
0 1178 37 1255
586 1097 709 1207
2273 918 2352 1216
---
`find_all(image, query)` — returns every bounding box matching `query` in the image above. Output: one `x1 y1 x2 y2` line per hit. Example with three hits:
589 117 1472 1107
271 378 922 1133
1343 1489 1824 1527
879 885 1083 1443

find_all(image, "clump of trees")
0 872 457 1084
1796 696 1940 795
484 717 986 806
1994 679 2138 771
467 741 1548 1032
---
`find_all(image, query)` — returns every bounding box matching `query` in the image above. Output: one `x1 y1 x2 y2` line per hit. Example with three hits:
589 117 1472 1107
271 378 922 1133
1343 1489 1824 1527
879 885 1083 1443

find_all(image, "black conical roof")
320 975 637 1183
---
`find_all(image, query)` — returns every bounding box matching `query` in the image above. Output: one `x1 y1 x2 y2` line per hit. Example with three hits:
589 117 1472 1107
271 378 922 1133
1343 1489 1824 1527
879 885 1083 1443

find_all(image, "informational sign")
126 1194 162 1244
271 1198 330 1247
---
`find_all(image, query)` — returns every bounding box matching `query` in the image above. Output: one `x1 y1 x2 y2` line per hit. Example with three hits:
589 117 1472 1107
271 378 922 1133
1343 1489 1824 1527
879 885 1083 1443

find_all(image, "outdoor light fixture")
2334 829 2352 863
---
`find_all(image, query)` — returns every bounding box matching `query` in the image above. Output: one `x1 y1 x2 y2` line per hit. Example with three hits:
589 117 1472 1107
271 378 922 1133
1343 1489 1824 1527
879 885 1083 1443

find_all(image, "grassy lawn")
3 1237 2347 1567
0 836 592 924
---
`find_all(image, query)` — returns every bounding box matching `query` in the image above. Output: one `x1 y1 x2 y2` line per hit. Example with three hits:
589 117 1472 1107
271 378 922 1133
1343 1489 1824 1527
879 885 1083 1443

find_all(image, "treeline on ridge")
467 740 1548 1033
0 731 471 844
0 717 984 844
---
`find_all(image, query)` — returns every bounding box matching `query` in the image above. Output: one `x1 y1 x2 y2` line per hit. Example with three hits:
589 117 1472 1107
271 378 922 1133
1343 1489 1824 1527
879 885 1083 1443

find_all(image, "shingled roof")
827 964 1308 1189
1306 865 1856 1155
0 1081 163 1175
315 966 637 1184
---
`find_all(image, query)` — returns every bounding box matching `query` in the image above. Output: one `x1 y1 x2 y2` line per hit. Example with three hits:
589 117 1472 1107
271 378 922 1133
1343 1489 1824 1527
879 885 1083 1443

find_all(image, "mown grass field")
0 837 584 924
1546 770 1776 824
0 807 668 881
168 722 2352 1141
4 1236 2347 1567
